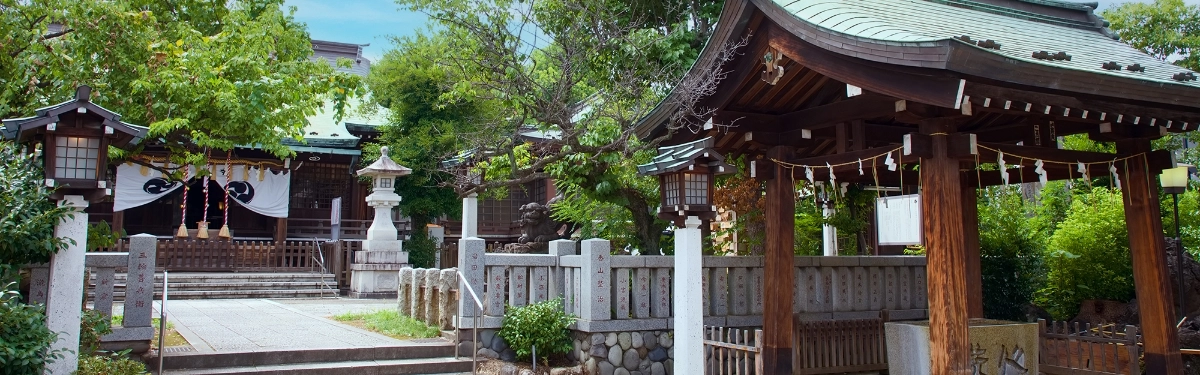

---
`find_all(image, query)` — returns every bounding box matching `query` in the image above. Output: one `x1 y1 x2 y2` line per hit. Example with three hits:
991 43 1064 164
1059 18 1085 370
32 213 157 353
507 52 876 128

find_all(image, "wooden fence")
93 239 328 272
1039 319 1140 375
287 218 411 240
703 326 762 375
793 314 889 374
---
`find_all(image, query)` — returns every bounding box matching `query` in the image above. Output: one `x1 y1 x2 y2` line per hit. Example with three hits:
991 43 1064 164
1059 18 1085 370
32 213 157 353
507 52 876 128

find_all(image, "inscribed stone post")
563 268 574 315
398 267 413 316
711 267 729 317
701 268 710 315
93 267 116 318
28 265 49 304
549 240 574 297
731 268 748 316
884 267 898 310
914 267 928 308
486 266 506 316
509 266 528 308
425 270 440 326
795 267 806 313
531 267 549 304
458 238 486 319
579 239 611 321
853 267 869 311
573 268 581 314
613 268 630 319
803 267 819 312
634 268 651 318
869 267 884 310
123 234 156 329
652 268 671 318
45 195 88 375
835 267 852 311
751 268 764 315
820 266 834 311
898 266 912 310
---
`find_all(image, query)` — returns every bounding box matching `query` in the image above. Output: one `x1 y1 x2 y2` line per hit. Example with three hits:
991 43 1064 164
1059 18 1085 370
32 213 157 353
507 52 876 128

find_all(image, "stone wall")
470 328 673 375
397 267 458 330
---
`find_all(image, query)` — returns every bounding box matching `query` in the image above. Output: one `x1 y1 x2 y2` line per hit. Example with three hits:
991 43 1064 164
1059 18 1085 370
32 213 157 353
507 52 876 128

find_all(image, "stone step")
95 289 337 300
98 273 334 283
93 281 332 292
158 343 460 370
162 357 474 375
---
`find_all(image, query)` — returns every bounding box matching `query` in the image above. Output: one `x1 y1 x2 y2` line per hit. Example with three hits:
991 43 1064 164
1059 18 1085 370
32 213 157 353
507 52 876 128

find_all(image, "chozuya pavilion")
637 0 1200 373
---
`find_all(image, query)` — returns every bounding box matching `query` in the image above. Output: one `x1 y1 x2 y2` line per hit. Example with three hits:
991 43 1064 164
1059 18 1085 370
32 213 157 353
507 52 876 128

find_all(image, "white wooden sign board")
876 194 921 246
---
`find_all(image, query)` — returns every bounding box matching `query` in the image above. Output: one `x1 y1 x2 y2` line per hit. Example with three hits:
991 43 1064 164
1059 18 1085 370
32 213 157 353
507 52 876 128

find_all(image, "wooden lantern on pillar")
637 137 735 225
1 86 148 201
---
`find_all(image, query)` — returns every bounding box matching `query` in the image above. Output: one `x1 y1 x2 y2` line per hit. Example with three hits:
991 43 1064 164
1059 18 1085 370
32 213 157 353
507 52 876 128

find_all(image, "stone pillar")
44 195 88 375
462 193 478 238
673 216 704 375
413 268 428 321
397 267 413 315
429 225 445 268
579 239 611 322
549 240 574 298
822 203 838 256
424 270 440 327
28 265 50 304
439 268 457 329
123 235 157 329
458 238 486 322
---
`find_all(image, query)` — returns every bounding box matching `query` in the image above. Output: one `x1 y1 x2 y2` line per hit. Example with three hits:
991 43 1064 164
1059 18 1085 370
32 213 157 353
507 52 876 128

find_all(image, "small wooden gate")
793 316 889 374
1038 319 1140 375
704 326 763 375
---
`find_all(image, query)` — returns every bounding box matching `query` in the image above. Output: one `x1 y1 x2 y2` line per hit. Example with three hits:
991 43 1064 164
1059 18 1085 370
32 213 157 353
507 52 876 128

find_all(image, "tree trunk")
622 188 663 255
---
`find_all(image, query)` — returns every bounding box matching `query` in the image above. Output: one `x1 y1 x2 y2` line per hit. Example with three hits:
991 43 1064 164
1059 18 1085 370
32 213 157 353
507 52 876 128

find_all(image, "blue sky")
283 0 429 62
283 0 1200 63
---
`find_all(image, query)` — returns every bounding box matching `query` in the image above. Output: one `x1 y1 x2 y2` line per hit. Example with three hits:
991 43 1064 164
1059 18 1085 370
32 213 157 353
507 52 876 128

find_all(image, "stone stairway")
88 272 337 300
156 342 474 375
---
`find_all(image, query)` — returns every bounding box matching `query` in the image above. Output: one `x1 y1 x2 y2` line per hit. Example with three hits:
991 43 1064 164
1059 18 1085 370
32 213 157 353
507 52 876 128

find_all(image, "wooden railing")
286 218 411 240
793 314 889 374
92 239 328 272
1039 319 1140 375
703 326 762 375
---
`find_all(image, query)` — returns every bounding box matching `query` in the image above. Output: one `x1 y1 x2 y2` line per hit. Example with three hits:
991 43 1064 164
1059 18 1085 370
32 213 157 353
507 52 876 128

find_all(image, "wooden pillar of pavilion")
961 182 984 318
1116 139 1183 374
920 123 971 374
763 146 795 374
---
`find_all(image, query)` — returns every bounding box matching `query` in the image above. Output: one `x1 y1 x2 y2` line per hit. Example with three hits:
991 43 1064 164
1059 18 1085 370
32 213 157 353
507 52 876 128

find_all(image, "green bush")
1037 188 1135 319
77 353 147 375
406 230 438 268
79 309 112 356
498 298 576 362
978 188 1045 321
0 282 61 374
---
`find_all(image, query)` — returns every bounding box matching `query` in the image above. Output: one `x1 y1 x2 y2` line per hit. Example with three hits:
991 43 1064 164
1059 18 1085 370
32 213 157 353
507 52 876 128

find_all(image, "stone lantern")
637 136 734 225
349 146 412 298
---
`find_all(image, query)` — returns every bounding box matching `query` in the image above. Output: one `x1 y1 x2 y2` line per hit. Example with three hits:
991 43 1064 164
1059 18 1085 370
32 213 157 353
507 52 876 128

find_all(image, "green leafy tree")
392 0 731 253
1 0 362 174
1102 0 1200 71
0 283 62 375
1037 188 1136 319
0 141 71 275
977 188 1045 321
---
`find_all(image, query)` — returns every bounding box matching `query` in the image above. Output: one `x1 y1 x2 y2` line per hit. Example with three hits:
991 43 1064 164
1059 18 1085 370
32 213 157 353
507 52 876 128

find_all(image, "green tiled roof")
773 0 1200 88
637 137 736 176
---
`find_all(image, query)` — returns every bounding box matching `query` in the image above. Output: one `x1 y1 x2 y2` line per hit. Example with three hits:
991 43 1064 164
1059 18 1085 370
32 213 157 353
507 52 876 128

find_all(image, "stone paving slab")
159 298 408 352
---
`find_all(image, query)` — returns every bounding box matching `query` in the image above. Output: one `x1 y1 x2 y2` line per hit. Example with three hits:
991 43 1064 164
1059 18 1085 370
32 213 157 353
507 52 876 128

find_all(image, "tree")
1102 0 1200 71
0 141 71 275
0 0 361 175
394 0 733 252
1037 188 1136 319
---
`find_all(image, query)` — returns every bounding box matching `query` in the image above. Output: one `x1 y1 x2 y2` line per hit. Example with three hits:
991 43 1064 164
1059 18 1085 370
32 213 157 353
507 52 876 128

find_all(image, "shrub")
498 298 575 362
79 309 112 356
1037 188 1135 319
406 230 438 268
77 353 147 375
978 188 1045 321
0 282 61 374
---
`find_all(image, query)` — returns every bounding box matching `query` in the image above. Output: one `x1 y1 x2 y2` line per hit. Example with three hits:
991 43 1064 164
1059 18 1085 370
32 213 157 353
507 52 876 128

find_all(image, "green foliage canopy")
1038 188 1136 319
0 141 71 273
1102 0 1200 71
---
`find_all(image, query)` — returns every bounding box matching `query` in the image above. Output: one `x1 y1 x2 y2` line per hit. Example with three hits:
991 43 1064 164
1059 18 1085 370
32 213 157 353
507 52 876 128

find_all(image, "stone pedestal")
885 319 1038 375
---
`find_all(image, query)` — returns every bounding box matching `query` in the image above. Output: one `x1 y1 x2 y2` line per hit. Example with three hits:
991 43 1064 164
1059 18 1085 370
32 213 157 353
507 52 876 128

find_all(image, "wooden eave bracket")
903 133 977 159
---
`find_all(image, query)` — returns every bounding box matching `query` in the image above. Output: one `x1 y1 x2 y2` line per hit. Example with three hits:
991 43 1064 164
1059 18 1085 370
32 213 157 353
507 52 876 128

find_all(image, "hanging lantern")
637 137 735 225
1 86 147 200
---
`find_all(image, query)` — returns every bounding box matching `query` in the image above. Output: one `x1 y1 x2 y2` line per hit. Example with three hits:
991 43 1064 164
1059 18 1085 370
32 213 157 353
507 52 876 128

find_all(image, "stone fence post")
458 238 486 320
579 239 611 323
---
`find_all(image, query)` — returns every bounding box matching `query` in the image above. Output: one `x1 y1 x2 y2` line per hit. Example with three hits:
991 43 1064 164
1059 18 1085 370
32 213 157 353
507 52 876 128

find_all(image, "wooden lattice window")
289 162 353 219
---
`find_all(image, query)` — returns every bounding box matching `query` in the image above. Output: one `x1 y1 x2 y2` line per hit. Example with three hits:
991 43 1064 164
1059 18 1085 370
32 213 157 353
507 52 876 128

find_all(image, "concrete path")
159 298 409 352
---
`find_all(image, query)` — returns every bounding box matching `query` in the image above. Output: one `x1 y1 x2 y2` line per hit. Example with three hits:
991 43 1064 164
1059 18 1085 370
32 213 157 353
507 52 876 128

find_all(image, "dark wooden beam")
778 94 902 128
851 120 866 151
763 146 795 375
785 145 907 170
1116 139 1184 374
919 121 972 374
975 142 1125 164
964 82 1200 133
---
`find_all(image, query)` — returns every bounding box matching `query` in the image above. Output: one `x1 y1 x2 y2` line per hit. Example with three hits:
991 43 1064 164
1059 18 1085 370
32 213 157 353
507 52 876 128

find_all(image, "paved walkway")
157 298 409 352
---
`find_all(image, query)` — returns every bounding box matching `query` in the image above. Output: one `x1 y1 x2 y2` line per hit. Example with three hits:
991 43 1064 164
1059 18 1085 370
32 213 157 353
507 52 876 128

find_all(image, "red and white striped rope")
180 166 189 227
223 153 231 228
